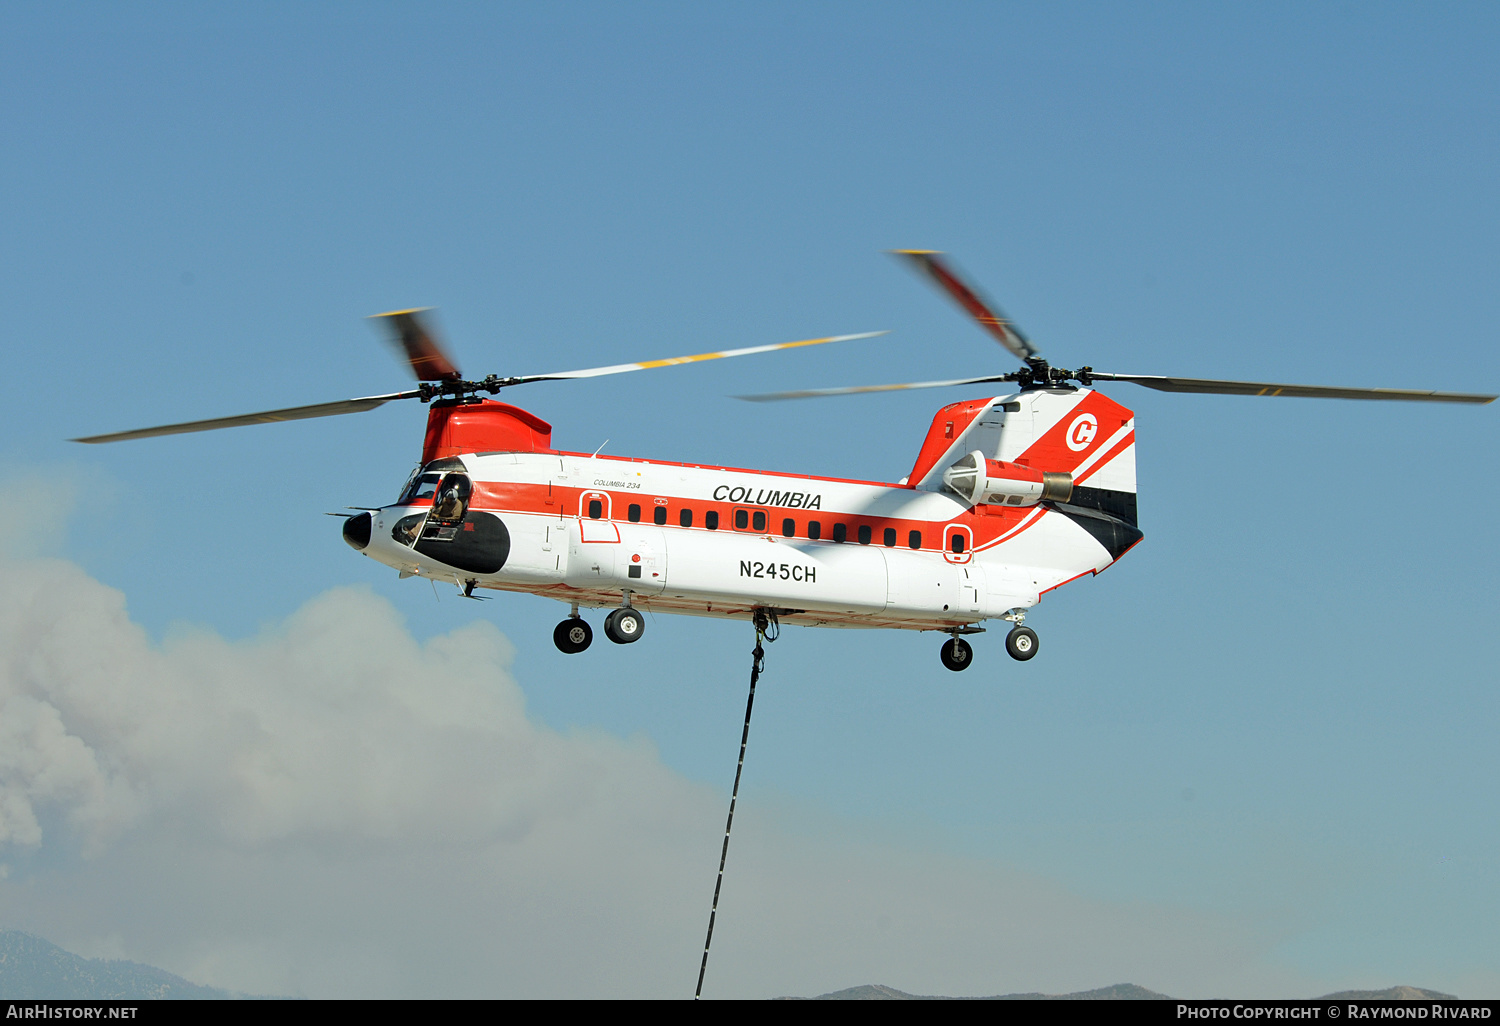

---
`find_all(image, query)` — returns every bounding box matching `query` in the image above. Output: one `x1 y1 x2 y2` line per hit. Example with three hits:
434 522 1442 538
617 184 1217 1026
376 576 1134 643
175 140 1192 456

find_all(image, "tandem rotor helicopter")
75 252 1494 670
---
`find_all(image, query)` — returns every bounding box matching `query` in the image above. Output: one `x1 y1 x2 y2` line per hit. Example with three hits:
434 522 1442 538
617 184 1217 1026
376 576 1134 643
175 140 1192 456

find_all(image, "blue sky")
0 2 1496 999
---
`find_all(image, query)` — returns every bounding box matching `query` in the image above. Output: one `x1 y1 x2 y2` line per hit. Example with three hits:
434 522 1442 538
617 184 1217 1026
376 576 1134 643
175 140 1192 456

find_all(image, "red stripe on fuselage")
464 477 1052 554
1040 568 1094 596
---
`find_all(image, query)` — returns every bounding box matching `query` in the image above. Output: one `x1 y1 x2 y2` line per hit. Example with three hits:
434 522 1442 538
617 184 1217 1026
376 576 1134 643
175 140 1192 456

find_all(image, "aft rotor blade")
737 375 1015 402
892 250 1039 363
370 308 463 382
513 331 888 384
71 391 421 444
1090 373 1497 404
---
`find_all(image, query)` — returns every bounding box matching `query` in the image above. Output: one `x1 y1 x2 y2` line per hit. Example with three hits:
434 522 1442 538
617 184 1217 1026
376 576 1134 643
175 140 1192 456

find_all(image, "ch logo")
1066 413 1098 452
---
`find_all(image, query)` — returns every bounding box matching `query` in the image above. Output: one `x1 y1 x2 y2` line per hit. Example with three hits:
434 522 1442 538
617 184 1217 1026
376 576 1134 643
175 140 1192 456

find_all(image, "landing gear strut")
554 605 592 654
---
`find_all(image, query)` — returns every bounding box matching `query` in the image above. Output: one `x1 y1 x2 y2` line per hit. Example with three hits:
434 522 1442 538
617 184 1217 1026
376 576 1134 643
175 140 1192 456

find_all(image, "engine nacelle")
941 450 1073 507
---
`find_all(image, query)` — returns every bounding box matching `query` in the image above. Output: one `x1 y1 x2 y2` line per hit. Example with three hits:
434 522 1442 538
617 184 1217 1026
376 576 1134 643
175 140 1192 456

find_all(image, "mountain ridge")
0 931 1460 1001
0 931 259 1000
788 983 1460 1000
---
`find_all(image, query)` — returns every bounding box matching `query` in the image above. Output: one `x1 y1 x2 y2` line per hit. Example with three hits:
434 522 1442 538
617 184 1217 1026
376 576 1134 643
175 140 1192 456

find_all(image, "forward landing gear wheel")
553 618 592 654
604 607 645 644
940 637 974 672
1005 625 1039 661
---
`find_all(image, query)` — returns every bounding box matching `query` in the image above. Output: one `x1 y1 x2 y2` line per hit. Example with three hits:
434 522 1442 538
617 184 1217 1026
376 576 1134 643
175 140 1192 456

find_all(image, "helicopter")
74 252 1495 670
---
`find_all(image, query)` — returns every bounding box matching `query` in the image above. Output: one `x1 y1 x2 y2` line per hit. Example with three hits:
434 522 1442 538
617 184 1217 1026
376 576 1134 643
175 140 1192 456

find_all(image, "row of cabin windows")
586 500 947 551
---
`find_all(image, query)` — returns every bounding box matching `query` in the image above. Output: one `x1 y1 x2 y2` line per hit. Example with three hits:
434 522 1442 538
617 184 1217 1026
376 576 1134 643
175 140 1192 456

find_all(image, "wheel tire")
939 637 974 672
553 618 592 654
1005 625 1039 661
604 607 645 645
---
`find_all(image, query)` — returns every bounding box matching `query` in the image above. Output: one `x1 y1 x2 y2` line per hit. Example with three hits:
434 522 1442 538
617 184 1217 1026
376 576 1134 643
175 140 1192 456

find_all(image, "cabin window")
588 499 602 519
908 530 922 549
680 508 694 528
807 520 821 540
950 533 966 554
628 504 641 523
706 510 719 530
734 509 749 530
832 523 847 543
857 525 872 545
782 518 795 538
752 511 767 532
883 528 897 547
654 506 667 526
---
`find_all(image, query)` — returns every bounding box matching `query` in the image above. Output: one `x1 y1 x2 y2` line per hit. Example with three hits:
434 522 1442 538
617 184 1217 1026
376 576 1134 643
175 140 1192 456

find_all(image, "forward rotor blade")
1090 374 1497 404
513 331 888 385
370 308 462 382
737 375 1015 402
892 250 1039 363
71 391 421 444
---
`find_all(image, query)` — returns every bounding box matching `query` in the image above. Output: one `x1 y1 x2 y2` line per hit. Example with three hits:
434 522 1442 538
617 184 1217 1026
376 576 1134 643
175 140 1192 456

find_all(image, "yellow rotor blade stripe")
369 307 434 319
635 336 839 370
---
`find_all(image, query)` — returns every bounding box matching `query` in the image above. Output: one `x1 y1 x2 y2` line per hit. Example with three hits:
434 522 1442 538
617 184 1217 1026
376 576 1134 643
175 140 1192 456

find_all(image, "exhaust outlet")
1041 472 1073 503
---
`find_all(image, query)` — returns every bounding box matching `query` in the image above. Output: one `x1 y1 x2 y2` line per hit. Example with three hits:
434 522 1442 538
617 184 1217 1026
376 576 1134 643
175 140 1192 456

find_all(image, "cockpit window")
399 457 468 505
430 474 472 524
397 467 422 501
399 472 443 505
392 513 425 547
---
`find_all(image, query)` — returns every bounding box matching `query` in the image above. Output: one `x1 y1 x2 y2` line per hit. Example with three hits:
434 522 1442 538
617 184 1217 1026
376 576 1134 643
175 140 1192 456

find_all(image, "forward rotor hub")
416 376 509 403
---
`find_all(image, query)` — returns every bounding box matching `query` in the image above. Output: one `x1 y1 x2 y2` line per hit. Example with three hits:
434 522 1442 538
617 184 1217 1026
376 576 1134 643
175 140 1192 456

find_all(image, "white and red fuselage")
346 386 1143 631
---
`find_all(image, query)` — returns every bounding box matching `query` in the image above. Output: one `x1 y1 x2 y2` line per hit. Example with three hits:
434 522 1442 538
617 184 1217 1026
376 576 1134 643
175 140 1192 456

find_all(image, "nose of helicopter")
342 511 372 550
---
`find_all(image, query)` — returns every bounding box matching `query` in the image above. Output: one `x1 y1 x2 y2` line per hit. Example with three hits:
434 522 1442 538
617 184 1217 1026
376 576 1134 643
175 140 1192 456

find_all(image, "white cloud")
0 548 1311 998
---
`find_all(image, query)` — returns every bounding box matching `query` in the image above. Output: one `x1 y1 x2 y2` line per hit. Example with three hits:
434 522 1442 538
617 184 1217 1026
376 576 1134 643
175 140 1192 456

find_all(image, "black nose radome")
342 511 372 551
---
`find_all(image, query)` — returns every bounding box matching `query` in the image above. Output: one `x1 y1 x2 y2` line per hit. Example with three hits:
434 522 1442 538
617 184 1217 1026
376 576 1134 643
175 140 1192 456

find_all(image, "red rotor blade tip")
370 308 462 382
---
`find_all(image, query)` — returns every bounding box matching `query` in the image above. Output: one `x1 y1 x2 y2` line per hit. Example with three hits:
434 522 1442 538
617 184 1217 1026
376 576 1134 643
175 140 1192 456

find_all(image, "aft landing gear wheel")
553 618 592 654
1005 625 1039 661
940 637 974 672
604 607 646 645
